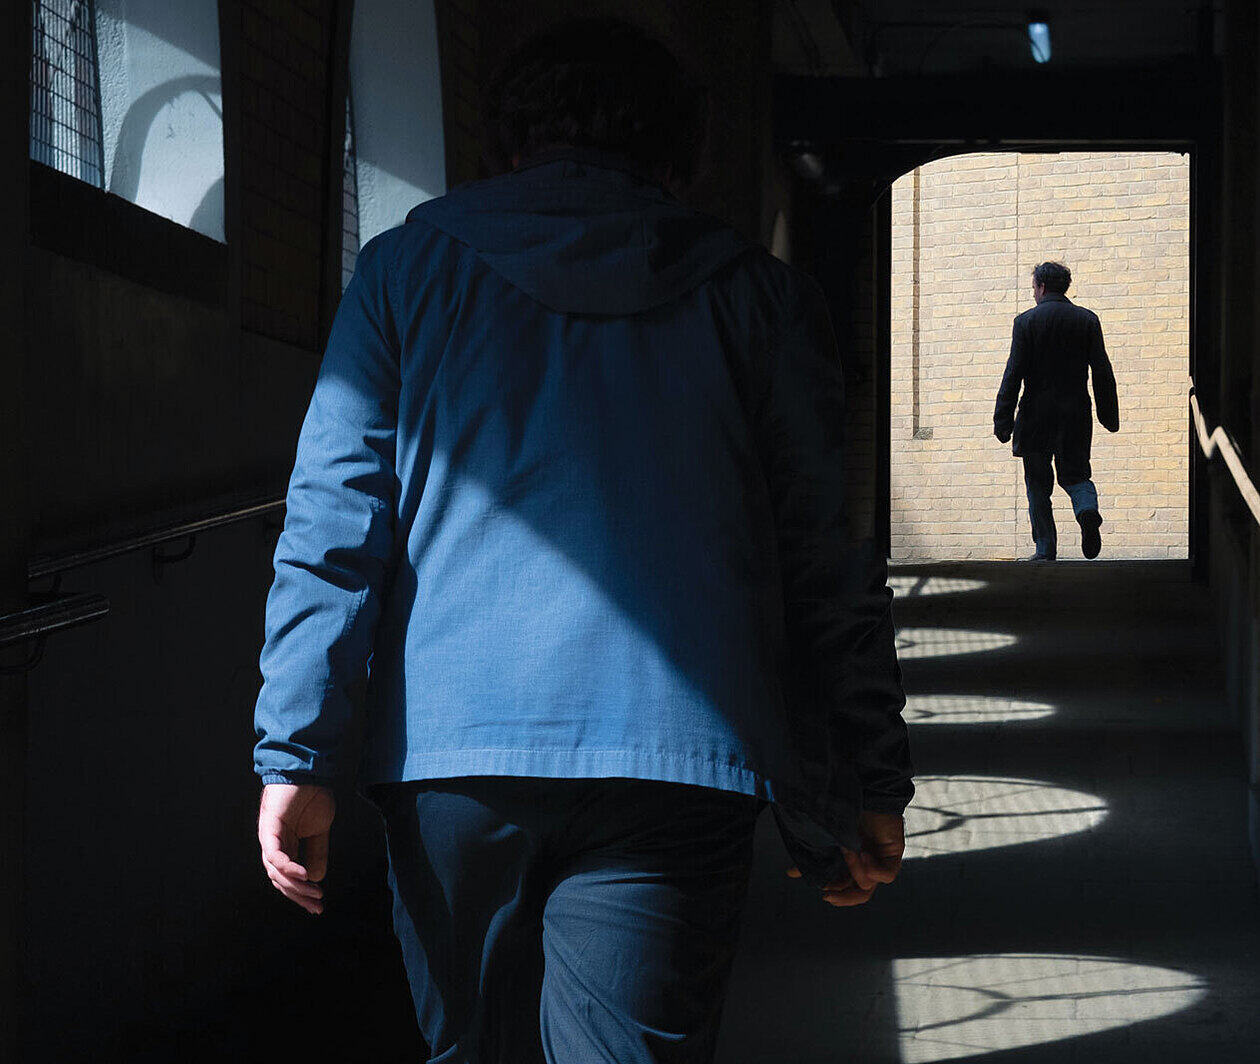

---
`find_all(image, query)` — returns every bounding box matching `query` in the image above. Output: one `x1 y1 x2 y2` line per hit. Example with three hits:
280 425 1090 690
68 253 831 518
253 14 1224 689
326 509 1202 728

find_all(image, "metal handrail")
28 495 286 580
0 592 110 651
1190 380 1260 526
0 494 286 671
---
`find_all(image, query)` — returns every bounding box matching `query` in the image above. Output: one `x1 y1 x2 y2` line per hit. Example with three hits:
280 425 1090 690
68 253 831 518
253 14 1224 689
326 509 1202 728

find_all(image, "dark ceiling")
774 0 1223 77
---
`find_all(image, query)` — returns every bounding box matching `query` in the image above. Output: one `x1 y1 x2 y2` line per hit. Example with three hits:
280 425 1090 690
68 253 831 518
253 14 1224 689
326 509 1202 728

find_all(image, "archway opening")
889 151 1190 562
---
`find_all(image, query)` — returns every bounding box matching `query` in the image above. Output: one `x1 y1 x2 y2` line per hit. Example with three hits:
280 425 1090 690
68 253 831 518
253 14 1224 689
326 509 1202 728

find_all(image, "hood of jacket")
404 146 754 316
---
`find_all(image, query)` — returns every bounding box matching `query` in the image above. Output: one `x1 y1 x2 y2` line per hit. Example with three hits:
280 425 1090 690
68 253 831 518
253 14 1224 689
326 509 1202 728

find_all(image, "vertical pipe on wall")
910 166 921 440
1189 145 1210 578
874 186 893 558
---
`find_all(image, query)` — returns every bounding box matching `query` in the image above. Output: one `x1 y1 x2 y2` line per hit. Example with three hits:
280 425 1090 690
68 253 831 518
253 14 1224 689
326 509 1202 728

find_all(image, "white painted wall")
96 0 224 242
349 0 446 246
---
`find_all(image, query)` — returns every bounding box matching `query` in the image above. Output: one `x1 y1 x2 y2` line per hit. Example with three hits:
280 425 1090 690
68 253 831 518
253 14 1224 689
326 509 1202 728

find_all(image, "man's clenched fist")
786 810 906 907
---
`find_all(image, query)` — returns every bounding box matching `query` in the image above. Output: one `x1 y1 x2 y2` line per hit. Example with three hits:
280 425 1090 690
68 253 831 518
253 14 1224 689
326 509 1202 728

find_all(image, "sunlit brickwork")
890 152 1190 560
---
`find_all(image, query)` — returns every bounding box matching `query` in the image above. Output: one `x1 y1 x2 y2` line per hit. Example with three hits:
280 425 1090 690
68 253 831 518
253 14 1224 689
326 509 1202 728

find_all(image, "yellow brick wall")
889 151 1190 560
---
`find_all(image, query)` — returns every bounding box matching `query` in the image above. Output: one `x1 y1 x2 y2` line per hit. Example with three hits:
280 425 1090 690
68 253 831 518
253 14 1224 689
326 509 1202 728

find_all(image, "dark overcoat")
993 292 1120 461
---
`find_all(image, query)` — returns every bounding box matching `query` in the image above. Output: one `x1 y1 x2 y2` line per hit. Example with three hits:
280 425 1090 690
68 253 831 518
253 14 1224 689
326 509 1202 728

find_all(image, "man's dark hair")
1032 261 1071 293
483 18 707 188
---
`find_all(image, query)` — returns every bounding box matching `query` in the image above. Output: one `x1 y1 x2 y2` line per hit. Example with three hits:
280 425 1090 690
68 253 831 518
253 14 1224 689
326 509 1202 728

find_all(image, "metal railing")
27 496 285 579
1190 379 1260 526
1 495 285 673
0 591 109 659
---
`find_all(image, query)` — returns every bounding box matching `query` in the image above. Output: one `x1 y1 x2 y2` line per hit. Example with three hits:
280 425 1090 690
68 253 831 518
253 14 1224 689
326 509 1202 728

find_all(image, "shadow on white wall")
97 0 224 242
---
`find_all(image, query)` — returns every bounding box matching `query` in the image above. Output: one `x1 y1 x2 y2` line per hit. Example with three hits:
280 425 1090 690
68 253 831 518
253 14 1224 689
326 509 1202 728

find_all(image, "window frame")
29 0 107 189
28 159 229 306
27 0 231 307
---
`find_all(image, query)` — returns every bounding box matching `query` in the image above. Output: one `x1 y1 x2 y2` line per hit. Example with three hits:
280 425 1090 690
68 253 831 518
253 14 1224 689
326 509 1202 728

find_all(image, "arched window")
30 0 106 188
34 0 227 242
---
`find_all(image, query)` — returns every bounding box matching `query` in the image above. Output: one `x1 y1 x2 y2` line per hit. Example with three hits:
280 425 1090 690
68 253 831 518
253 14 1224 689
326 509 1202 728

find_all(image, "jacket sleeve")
253 235 401 788
1089 315 1120 432
993 315 1026 442
754 277 914 819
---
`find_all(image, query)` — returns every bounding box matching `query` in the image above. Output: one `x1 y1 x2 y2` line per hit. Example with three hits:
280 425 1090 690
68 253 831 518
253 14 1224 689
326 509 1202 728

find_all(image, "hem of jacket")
258 748 900 836
354 746 781 804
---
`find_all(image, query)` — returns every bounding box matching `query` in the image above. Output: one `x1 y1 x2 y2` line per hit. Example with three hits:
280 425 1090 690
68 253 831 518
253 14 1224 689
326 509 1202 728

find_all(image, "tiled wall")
237 0 332 349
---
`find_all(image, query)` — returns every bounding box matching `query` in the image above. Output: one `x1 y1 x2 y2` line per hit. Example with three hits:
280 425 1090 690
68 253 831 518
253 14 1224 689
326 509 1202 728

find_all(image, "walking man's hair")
1032 261 1072 293
483 17 708 188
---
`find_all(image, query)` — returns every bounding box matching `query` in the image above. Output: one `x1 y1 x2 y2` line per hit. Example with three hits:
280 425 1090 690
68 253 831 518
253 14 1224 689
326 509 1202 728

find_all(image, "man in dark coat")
252 17 913 1064
994 261 1120 561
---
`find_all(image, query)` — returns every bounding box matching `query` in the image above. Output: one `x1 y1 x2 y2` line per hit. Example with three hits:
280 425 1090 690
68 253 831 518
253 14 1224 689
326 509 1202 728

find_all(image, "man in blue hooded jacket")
253 18 913 1063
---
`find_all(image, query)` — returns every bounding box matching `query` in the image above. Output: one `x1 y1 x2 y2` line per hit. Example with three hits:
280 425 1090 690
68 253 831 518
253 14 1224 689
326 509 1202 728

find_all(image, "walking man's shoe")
1025 553 1055 562
1078 509 1103 559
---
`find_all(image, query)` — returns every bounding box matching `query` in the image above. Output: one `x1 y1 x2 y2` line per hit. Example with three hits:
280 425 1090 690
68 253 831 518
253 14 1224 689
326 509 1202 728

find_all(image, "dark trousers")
1022 451 1100 559
365 776 765 1064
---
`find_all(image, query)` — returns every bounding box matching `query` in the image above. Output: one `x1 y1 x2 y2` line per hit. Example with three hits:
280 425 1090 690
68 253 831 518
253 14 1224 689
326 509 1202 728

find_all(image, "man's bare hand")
786 811 905 908
258 783 335 915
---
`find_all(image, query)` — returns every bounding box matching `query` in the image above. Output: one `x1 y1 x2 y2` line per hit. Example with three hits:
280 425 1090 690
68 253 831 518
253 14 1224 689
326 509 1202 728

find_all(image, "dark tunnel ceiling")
773 0 1224 77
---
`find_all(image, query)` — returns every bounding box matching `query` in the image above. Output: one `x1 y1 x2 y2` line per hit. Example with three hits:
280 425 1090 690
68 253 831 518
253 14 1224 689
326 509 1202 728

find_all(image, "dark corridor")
3 2 1260 1062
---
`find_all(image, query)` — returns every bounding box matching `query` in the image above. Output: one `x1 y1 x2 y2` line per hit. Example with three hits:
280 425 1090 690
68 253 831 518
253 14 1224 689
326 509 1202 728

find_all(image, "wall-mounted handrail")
0 592 110 651
1190 380 1260 527
27 496 286 580
0 494 286 672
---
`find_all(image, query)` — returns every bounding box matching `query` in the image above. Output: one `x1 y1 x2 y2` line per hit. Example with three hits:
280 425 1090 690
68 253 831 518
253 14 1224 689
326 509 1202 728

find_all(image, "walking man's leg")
368 778 549 1064
1054 453 1103 559
1022 452 1057 559
368 777 761 1064
539 779 763 1064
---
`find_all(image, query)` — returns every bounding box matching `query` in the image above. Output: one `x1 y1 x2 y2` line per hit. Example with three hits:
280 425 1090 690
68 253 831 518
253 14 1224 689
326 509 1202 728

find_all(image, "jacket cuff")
259 770 338 788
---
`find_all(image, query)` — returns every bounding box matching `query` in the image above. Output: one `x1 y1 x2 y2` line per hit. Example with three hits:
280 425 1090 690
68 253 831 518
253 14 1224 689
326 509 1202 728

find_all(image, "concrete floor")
716 561 1260 1064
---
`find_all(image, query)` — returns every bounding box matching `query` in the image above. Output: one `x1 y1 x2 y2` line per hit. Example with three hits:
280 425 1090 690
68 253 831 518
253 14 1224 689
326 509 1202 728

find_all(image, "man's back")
1016 293 1100 404
997 291 1119 456
350 152 803 799
254 146 913 874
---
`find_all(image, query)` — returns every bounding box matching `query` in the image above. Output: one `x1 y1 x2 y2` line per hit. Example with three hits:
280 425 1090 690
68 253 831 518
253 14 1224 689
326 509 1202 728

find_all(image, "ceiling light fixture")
1028 12 1052 63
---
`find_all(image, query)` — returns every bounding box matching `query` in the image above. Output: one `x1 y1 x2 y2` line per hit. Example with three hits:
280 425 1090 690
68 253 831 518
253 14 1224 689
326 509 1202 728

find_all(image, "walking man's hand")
258 783 335 915
786 811 905 907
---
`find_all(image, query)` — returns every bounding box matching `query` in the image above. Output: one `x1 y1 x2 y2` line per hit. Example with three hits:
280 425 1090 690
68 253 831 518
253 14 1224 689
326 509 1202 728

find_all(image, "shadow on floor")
715 561 1260 1064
